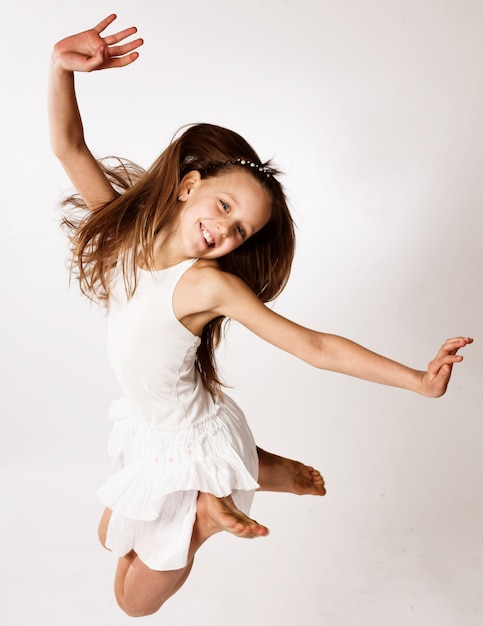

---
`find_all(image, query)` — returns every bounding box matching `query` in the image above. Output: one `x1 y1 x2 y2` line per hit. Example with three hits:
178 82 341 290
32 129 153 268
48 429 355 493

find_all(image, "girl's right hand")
52 14 143 73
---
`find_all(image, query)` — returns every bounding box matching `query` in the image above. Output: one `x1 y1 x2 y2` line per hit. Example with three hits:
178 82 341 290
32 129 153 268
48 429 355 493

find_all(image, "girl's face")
175 169 272 259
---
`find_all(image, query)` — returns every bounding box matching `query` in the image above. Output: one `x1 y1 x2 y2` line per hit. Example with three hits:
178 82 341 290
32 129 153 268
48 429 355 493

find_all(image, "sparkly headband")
184 155 276 179
227 159 275 178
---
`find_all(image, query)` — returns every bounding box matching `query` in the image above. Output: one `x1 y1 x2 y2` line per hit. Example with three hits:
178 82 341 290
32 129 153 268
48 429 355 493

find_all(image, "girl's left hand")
420 337 473 397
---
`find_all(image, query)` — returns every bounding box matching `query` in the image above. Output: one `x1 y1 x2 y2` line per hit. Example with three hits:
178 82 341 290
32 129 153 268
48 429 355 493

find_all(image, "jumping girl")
49 14 472 618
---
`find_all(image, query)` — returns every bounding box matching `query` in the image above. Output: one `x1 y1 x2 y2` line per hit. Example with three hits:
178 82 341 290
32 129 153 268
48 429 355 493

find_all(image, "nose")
215 220 229 238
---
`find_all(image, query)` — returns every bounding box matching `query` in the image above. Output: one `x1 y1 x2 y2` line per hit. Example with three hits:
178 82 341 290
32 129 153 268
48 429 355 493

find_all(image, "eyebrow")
221 191 238 206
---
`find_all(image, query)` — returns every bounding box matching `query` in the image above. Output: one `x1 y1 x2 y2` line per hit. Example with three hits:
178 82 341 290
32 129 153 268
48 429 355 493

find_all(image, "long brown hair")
63 123 296 395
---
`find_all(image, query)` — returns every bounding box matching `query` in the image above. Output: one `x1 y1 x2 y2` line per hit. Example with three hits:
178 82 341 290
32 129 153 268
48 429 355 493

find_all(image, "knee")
117 598 163 618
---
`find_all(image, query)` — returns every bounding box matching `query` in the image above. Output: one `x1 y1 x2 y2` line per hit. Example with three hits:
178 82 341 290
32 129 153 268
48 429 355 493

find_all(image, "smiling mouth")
201 223 215 248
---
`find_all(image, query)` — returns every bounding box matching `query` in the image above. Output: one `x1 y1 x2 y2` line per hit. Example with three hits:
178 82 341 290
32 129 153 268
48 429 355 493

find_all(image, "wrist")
393 366 426 395
409 369 427 396
51 45 74 75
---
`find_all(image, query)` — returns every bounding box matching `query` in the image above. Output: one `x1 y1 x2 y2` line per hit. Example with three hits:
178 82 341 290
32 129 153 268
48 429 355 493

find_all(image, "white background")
1 1 482 625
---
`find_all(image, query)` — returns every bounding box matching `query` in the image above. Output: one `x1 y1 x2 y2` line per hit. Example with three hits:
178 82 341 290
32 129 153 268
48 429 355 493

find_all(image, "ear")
178 170 201 200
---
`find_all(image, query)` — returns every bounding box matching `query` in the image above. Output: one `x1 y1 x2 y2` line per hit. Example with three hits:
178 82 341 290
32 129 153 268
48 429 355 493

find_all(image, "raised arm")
48 14 143 209
199 268 472 398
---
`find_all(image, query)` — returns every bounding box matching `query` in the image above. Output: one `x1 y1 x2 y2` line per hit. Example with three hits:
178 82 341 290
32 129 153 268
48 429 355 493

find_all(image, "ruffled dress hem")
97 395 259 571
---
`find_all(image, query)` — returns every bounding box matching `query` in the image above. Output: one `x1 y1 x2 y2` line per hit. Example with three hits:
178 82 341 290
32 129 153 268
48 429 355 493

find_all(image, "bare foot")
257 447 326 496
196 492 269 541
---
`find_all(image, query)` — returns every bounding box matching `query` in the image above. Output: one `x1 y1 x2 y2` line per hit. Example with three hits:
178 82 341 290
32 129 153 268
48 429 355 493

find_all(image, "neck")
139 225 189 271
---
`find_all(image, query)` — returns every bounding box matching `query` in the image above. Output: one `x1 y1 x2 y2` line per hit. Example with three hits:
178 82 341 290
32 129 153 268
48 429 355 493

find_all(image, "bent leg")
99 492 268 617
257 447 326 496
114 551 194 617
99 508 192 616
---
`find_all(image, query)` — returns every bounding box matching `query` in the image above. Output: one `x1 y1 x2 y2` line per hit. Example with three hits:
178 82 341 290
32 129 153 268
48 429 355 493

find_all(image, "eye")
220 200 230 212
237 225 246 238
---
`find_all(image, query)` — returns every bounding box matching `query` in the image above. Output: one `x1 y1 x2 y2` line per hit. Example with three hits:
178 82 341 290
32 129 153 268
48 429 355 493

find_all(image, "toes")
225 510 269 538
234 522 269 539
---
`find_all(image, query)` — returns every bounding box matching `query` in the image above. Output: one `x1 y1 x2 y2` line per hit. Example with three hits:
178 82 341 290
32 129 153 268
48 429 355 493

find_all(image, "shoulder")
173 257 260 334
184 259 255 311
179 259 321 364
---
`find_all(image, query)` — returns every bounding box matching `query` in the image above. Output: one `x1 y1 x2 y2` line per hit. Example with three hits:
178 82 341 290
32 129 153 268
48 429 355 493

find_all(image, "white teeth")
201 224 215 246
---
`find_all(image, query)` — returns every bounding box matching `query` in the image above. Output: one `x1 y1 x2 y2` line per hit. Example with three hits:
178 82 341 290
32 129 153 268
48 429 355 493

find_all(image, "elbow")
304 332 329 370
50 139 65 160
50 138 86 163
50 141 70 162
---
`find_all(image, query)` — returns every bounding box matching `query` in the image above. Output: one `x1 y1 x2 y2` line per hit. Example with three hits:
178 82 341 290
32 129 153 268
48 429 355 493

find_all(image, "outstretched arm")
289 333 472 398
48 14 143 209
199 268 472 398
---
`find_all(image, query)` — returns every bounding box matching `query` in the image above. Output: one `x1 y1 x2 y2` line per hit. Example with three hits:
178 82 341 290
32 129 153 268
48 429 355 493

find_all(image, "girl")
49 14 472 618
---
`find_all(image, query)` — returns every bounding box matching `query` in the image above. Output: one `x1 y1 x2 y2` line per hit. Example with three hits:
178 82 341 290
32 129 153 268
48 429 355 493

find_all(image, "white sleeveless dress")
97 259 259 571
